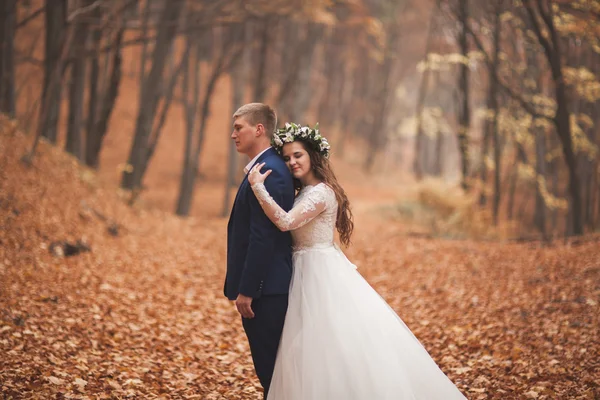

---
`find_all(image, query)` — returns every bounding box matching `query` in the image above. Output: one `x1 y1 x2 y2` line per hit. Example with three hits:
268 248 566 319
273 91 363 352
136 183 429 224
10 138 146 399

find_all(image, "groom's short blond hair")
233 103 277 139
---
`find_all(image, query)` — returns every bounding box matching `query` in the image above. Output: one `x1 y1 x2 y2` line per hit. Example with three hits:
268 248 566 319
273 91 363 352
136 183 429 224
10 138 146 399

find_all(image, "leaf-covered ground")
1 119 599 399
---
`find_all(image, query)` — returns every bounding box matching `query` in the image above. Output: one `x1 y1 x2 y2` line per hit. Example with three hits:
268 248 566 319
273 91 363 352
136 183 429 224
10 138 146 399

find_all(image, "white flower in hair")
272 122 330 158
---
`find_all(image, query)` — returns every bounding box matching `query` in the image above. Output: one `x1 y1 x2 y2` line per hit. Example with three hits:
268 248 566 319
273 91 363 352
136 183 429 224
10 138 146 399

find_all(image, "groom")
224 103 295 398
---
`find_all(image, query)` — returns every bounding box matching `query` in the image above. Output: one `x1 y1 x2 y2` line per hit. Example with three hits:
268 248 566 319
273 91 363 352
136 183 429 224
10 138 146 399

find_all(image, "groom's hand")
235 294 255 319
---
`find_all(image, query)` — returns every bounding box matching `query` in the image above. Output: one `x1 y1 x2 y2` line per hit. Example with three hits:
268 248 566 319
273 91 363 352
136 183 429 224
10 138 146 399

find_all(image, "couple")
224 103 466 399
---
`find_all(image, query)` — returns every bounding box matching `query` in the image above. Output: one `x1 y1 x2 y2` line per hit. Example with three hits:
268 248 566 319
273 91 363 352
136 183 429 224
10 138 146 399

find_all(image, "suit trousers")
242 294 289 399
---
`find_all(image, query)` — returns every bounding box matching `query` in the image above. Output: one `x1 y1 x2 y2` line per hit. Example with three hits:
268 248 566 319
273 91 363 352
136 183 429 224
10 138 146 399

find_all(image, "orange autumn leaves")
1 118 599 398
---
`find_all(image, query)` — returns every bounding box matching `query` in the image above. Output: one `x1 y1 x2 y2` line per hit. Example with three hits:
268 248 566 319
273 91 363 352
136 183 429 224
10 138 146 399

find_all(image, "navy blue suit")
225 147 295 396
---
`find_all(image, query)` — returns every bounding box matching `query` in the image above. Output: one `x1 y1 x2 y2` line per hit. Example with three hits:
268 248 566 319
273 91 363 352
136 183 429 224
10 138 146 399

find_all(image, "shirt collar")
244 147 271 174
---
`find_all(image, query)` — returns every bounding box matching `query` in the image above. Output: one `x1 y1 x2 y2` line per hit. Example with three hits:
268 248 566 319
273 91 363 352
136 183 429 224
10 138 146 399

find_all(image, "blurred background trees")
2 0 599 238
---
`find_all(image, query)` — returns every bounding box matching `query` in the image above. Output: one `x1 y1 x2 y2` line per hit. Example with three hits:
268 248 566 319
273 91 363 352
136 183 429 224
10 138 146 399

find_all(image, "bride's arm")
251 181 328 232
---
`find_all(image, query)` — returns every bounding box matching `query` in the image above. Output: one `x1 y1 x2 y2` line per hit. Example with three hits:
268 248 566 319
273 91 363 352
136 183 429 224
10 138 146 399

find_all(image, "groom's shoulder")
262 153 292 185
263 152 287 170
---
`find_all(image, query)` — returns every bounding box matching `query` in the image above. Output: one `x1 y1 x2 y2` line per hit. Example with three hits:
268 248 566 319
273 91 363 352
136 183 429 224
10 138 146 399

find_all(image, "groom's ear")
255 123 265 137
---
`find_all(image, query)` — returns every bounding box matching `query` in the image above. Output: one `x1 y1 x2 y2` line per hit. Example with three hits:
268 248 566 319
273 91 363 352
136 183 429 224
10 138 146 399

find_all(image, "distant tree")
175 27 243 216
86 21 125 169
40 0 67 144
121 0 184 190
0 0 16 117
65 0 93 161
455 0 471 191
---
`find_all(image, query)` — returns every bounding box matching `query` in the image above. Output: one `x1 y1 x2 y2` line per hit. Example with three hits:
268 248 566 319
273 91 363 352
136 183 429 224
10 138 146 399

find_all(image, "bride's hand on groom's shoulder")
248 162 272 185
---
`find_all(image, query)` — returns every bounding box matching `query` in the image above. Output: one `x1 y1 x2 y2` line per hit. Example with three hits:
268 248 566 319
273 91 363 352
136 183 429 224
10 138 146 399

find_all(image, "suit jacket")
224 147 295 300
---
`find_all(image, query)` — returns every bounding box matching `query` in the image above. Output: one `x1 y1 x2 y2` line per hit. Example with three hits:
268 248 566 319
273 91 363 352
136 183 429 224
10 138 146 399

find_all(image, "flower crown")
272 123 331 158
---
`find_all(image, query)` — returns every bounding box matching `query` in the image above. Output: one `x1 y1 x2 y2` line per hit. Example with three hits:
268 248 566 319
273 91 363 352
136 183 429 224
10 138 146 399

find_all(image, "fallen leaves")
1 117 599 399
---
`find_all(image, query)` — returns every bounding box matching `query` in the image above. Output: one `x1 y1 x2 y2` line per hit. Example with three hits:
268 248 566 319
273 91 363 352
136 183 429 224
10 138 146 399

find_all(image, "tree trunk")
337 51 356 158
413 7 437 180
41 0 67 144
0 0 16 117
253 17 271 102
534 126 547 236
85 4 102 165
490 3 502 225
364 24 399 172
523 0 582 235
65 0 91 160
24 13 74 163
550 45 582 237
480 4 502 207
275 21 302 121
121 0 184 190
292 23 322 123
138 43 189 181
316 28 340 128
507 143 529 220
222 24 247 217
176 28 241 216
433 122 444 176
589 100 599 231
175 33 202 216
85 26 124 168
137 0 152 99
506 157 518 221
456 0 471 191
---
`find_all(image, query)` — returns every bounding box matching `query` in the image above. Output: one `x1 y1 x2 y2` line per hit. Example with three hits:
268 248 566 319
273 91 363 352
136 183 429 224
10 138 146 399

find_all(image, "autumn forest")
0 0 599 398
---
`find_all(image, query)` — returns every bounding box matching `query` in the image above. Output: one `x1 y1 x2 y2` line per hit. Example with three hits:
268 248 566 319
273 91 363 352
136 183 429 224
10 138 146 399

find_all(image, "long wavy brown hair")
292 140 354 247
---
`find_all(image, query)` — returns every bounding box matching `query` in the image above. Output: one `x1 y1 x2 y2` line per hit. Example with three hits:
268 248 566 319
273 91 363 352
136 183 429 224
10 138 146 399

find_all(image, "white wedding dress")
252 182 467 400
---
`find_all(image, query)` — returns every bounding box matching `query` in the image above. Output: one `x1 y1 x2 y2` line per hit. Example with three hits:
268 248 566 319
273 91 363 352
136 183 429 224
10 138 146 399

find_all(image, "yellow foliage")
524 78 538 91
364 17 385 46
515 160 568 211
417 51 483 72
563 67 600 102
397 108 452 139
536 175 568 211
413 179 512 239
483 155 495 171
517 163 536 180
554 0 600 38
545 147 562 163
577 113 594 129
504 111 535 147
475 107 495 121
570 115 598 159
531 95 557 111
533 118 553 130
500 11 514 23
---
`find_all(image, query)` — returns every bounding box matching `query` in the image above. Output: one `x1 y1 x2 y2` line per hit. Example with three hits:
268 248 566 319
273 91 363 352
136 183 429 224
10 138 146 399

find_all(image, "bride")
248 123 466 400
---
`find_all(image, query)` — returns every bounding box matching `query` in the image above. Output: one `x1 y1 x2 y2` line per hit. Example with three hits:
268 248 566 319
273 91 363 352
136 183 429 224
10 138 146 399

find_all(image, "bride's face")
282 142 311 180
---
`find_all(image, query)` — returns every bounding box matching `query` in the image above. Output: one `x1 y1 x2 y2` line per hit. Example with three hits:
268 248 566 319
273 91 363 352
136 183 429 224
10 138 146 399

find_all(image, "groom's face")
232 116 257 156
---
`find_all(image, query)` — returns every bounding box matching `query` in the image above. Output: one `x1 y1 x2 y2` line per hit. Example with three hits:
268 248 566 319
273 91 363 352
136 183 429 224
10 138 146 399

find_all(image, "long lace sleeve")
251 182 329 231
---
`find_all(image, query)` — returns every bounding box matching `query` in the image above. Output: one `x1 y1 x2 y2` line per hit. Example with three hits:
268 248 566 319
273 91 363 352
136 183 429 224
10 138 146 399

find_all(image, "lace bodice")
252 182 338 250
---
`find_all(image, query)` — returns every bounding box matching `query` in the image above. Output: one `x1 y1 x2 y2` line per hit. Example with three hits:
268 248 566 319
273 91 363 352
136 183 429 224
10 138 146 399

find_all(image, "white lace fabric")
252 182 467 399
251 182 338 250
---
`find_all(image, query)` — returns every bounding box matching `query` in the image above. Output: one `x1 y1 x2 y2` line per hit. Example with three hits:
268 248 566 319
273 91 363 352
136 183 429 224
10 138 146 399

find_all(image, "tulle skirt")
267 245 466 400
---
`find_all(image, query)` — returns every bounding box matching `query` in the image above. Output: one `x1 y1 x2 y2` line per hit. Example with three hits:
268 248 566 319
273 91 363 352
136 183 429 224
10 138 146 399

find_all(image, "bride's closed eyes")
283 152 305 162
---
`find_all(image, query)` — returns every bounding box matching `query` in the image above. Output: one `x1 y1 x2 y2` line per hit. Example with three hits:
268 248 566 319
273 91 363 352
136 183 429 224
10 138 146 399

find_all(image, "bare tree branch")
67 0 103 23
556 3 600 22
443 5 552 122
523 0 554 59
16 7 44 29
